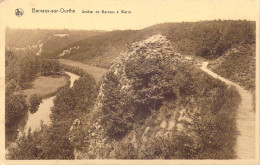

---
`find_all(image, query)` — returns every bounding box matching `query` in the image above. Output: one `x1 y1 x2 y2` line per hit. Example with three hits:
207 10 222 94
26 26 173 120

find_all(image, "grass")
22 74 70 101
58 59 108 82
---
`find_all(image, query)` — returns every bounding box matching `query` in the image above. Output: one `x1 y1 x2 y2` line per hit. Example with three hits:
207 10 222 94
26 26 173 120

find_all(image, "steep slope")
72 35 241 159
208 44 255 91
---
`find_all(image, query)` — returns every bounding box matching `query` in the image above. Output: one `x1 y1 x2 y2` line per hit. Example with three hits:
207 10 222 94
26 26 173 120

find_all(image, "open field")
59 59 108 82
22 75 69 100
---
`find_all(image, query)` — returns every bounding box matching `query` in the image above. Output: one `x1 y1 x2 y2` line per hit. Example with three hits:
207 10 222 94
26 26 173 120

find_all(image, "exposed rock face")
94 34 183 112
74 34 195 159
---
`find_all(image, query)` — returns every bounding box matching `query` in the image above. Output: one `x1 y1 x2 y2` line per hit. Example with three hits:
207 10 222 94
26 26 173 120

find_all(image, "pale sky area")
0 0 258 30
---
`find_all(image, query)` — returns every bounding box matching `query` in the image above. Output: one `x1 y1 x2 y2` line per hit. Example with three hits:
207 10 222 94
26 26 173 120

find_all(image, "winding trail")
200 62 255 159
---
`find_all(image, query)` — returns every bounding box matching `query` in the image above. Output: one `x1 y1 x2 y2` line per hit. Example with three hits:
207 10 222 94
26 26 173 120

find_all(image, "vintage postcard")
0 0 259 164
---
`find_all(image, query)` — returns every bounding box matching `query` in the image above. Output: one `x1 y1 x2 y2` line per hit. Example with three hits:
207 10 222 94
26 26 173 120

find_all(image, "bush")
101 72 134 139
29 94 42 110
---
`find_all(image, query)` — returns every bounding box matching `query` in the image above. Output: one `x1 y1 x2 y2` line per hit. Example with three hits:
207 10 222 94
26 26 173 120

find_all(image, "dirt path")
200 62 255 159
59 59 108 82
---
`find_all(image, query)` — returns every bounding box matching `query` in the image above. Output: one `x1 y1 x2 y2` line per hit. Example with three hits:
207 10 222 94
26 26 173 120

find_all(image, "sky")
0 0 258 30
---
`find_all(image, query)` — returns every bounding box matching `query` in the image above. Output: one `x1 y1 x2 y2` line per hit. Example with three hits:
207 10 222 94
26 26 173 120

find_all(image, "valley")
5 20 256 160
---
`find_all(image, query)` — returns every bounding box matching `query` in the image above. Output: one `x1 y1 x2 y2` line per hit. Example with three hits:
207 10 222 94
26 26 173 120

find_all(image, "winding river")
200 62 255 159
19 71 80 135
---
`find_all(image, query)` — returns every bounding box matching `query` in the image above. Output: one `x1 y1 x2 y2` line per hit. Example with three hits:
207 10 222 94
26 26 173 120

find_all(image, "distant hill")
5 28 105 56
50 20 255 68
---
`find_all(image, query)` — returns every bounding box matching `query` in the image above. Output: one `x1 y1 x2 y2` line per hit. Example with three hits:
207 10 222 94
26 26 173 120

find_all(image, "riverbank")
59 59 108 82
6 68 98 159
6 72 70 147
20 71 80 136
22 73 70 102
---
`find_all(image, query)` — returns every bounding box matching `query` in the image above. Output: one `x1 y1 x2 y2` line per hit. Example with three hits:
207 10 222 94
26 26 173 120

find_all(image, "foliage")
47 20 255 68
6 50 63 89
29 94 42 113
100 49 194 140
6 52 38 87
5 93 27 126
100 63 240 159
5 79 21 96
101 72 134 139
39 59 60 76
60 64 92 77
7 66 97 159
7 123 75 159
212 45 255 91
6 28 104 57
139 72 241 159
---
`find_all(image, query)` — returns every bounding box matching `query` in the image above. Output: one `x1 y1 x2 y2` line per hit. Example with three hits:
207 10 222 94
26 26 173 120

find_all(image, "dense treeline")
54 20 255 68
7 66 97 159
150 20 255 58
6 50 61 88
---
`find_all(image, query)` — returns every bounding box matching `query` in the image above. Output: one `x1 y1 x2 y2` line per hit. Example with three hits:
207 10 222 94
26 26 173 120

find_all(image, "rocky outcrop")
58 46 80 57
73 35 200 159
94 34 183 113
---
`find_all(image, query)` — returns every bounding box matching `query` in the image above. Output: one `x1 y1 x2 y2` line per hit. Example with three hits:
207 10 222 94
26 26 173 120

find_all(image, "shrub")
101 72 134 139
29 94 42 110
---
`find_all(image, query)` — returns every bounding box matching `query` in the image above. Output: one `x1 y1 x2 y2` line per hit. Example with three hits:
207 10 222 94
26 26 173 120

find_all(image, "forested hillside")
54 20 255 68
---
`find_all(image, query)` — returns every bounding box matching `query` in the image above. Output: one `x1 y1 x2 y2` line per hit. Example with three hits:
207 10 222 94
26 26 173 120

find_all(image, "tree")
29 94 42 114
5 79 21 96
6 93 27 126
101 72 134 139
39 59 60 76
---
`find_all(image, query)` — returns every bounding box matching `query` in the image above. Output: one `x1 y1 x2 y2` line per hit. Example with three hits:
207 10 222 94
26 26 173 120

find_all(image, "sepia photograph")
0 0 259 164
